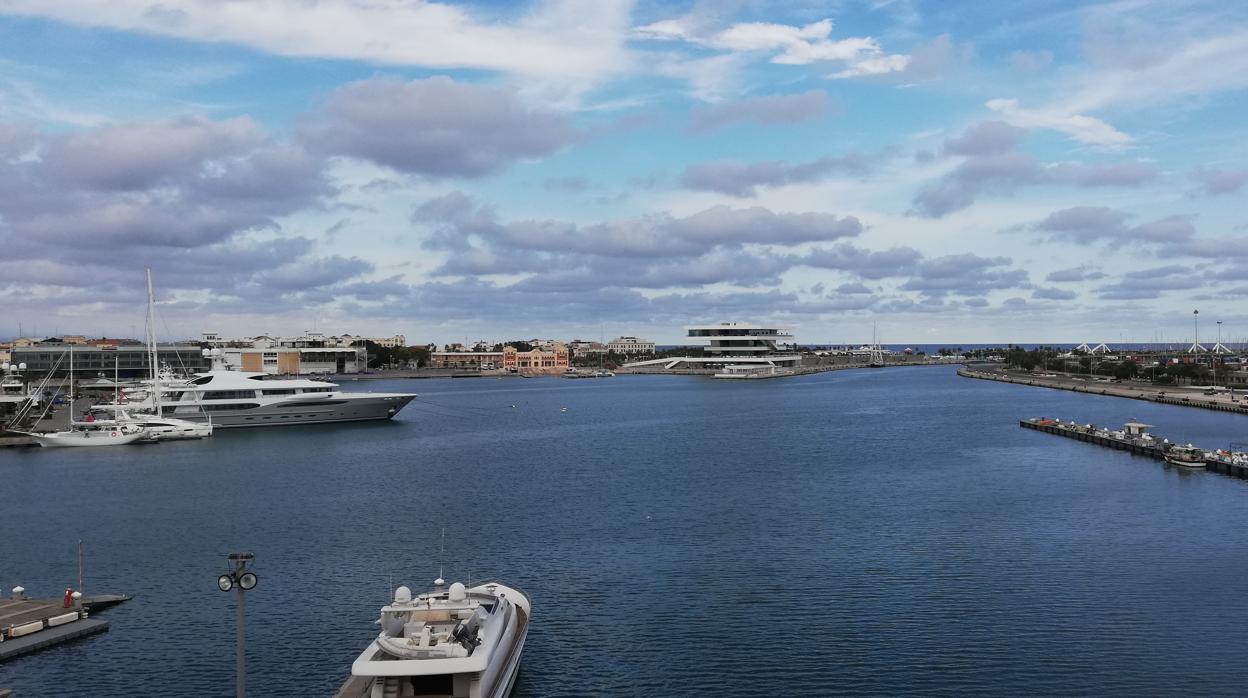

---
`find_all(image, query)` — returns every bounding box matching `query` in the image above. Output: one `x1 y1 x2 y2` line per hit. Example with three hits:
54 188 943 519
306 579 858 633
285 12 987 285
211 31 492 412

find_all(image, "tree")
1113 360 1138 380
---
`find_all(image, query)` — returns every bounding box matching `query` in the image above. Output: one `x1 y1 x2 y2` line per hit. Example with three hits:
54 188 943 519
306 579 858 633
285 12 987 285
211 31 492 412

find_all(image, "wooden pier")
1020 418 1248 479
0 597 110 662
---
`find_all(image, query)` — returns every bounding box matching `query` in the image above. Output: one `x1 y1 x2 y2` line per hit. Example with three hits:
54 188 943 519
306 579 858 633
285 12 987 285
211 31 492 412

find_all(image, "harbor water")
4 365 1248 696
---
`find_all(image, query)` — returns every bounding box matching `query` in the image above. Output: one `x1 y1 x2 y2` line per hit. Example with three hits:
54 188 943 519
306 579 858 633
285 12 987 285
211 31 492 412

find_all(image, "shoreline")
959 365 1248 416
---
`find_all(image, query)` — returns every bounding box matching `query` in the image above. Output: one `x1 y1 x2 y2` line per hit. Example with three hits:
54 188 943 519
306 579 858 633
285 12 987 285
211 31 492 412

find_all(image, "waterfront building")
622 323 802 373
430 344 570 372
569 340 606 358
222 346 366 375
606 336 656 355
11 344 211 378
430 350 504 369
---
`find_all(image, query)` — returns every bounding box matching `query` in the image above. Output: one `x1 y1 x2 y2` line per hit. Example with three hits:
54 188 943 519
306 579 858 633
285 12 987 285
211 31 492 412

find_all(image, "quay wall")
961 367 1248 416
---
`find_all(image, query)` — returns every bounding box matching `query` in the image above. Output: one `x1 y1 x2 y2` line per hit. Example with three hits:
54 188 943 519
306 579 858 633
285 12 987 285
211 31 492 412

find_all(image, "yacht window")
262 389 296 396
201 403 260 411
303 387 333 393
189 376 214 385
203 390 258 400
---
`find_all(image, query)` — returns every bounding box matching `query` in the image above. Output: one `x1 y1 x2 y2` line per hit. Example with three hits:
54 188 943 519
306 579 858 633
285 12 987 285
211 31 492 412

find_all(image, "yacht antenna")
439 527 446 582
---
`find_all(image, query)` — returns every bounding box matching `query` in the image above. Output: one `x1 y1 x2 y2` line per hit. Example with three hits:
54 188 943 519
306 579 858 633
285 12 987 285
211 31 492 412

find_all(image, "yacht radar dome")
393 585 412 603
448 582 467 601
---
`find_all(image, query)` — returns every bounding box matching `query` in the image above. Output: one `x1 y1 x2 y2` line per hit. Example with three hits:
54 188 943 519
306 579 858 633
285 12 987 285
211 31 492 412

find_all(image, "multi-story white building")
606 336 656 355
622 323 802 373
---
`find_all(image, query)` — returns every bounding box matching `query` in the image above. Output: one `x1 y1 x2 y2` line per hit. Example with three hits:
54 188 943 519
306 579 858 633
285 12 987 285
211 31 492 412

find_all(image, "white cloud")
0 0 634 104
986 98 1133 148
635 14 910 84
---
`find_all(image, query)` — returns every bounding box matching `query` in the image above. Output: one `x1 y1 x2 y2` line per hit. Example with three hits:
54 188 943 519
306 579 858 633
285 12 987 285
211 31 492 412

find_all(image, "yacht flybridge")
112 369 417 428
335 579 531 698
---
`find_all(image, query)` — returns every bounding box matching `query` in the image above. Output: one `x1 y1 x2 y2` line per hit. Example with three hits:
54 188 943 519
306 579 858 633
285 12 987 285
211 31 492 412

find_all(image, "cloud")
635 16 910 81
912 151 1041 217
800 244 922 279
688 89 833 133
301 76 577 178
0 0 634 102
416 192 864 265
1192 168 1248 196
899 253 1029 296
911 121 1159 217
1032 287 1077 301
943 120 1026 157
543 176 591 191
835 282 873 295
681 153 869 197
985 98 1132 148
1032 206 1195 246
1046 266 1107 282
1096 265 1202 300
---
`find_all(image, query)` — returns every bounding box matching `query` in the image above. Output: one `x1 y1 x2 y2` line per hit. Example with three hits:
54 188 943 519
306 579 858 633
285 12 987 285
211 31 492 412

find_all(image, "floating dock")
0 596 109 662
1020 417 1248 479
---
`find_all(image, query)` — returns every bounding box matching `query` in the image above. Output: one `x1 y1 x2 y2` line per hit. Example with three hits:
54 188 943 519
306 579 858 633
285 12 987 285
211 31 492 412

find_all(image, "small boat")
1165 444 1207 468
335 578 531 698
108 408 213 440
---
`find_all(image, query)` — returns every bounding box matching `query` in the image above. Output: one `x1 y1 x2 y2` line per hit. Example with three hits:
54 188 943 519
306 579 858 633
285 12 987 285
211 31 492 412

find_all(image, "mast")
146 268 162 418
78 539 84 595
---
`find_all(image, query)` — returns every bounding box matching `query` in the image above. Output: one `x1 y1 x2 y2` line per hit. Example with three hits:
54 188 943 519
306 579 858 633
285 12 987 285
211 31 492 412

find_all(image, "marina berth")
336 579 530 698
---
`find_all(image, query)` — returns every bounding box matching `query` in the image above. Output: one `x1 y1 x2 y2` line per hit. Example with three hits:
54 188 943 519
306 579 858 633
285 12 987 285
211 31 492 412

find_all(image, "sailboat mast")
146 268 162 418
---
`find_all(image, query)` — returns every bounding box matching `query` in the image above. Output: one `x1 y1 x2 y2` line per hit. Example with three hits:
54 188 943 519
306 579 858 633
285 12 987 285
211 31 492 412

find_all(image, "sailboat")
23 345 151 447
869 323 886 368
592 327 614 377
96 270 213 440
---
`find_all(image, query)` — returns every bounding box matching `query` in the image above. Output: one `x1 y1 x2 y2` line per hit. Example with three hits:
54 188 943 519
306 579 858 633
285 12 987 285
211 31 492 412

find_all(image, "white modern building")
606 336 656 355
622 323 802 373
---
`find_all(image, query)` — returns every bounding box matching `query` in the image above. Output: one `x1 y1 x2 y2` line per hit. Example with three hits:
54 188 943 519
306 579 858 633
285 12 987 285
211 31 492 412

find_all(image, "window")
262 389 296 396
201 403 260 411
203 390 257 400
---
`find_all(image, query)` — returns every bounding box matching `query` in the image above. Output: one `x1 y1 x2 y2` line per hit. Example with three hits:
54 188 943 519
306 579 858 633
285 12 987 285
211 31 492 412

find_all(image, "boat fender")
63 588 73 608
111 432 118 437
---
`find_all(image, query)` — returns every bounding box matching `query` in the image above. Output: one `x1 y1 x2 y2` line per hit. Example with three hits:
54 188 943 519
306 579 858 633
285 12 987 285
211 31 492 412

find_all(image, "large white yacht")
113 369 417 428
335 579 531 698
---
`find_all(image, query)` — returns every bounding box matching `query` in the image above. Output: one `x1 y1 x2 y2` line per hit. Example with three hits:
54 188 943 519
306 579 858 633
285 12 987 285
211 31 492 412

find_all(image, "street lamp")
217 552 258 698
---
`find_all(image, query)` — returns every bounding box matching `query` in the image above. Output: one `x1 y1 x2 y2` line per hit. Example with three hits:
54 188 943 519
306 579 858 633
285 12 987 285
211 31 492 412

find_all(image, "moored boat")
335 578 530 698
1165 444 1207 468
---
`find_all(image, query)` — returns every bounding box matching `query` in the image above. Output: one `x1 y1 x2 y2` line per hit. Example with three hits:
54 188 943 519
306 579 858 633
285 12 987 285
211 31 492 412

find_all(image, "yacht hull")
168 394 416 428
30 430 150 447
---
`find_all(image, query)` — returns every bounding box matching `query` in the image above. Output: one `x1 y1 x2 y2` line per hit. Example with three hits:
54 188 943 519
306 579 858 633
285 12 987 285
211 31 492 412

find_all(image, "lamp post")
217 552 259 698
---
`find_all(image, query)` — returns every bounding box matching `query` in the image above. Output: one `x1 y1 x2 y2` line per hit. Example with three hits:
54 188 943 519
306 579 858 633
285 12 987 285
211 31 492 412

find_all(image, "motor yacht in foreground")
335 578 531 698
111 369 417 429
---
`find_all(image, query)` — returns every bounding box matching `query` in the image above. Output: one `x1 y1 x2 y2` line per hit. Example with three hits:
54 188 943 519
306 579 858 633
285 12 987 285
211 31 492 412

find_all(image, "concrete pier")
0 597 109 662
1019 418 1248 480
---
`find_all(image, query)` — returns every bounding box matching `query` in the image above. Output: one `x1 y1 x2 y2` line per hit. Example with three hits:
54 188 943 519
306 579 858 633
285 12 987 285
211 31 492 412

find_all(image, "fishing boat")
1165 444 1207 468
335 578 531 698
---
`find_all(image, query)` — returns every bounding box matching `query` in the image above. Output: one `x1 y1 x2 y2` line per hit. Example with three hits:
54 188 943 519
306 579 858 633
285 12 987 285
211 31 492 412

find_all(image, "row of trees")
999 345 1234 385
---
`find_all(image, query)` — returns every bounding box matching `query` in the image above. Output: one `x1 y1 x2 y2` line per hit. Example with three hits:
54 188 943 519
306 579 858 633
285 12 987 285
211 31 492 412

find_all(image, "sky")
1 0 1247 345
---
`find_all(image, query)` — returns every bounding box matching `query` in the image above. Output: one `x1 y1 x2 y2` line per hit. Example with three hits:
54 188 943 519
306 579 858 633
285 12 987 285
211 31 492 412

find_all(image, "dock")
0 597 109 662
1020 417 1248 479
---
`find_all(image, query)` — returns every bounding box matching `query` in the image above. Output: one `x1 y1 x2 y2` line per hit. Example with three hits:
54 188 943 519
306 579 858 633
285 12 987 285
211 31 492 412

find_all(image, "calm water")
4 366 1248 696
